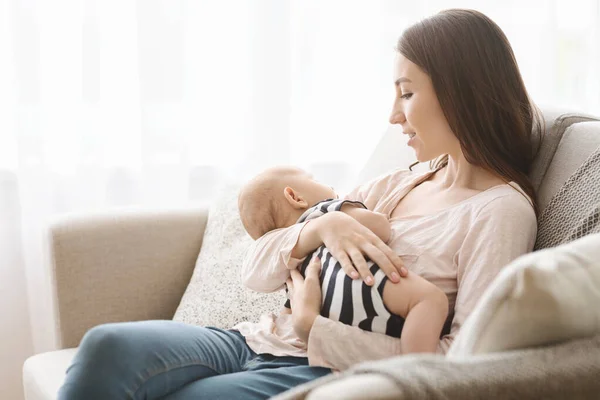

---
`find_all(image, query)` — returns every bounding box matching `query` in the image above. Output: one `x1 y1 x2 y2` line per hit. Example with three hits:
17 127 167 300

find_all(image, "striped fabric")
285 199 405 337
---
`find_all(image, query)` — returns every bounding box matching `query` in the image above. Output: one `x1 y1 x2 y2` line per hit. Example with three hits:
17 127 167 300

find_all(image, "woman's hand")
319 212 407 285
286 255 322 342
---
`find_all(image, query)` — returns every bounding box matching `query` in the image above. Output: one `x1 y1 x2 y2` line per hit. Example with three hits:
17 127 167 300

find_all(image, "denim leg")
58 320 255 400
163 354 332 400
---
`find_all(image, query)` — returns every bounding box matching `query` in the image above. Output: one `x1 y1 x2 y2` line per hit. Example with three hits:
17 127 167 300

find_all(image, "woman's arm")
438 195 537 353
240 222 311 293
291 203 391 260
242 169 408 293
303 194 537 370
289 215 327 259
294 211 404 284
243 211 403 293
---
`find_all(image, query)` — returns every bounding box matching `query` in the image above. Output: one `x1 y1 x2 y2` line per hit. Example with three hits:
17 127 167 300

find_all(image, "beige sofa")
23 107 600 399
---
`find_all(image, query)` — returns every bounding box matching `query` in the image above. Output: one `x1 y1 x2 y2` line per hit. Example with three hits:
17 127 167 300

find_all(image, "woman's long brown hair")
398 9 542 216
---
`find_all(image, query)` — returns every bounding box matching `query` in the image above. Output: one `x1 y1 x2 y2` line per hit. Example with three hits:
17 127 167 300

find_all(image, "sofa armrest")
50 207 208 349
274 334 600 400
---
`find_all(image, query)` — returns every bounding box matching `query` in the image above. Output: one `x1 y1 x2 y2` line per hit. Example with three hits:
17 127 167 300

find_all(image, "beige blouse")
234 168 537 370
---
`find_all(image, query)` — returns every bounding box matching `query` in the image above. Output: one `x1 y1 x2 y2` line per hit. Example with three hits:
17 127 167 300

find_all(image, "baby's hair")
238 176 284 240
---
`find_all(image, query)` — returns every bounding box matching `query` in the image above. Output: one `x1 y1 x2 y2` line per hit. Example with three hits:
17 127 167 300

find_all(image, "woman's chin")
409 143 436 163
414 152 436 164
413 151 427 163
410 144 426 163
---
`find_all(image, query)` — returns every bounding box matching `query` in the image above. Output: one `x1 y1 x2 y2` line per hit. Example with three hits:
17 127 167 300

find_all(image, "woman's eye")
401 93 413 100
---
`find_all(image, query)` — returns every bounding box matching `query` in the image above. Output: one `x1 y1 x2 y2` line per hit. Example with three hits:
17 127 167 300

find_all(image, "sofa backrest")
529 110 595 187
535 118 600 210
533 114 600 249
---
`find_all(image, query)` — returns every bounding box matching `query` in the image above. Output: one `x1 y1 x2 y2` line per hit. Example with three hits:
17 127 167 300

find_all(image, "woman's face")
389 54 460 162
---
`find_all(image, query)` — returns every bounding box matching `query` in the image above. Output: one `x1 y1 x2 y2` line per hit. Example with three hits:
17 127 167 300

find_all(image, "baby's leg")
381 272 449 354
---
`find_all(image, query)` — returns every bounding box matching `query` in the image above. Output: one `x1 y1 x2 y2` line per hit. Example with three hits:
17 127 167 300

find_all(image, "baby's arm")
382 271 449 353
340 203 391 243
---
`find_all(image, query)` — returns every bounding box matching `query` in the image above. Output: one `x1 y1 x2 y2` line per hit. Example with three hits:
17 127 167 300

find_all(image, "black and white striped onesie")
284 199 406 337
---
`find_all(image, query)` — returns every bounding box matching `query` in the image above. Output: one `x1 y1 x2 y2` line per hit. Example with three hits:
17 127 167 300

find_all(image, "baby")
238 166 449 354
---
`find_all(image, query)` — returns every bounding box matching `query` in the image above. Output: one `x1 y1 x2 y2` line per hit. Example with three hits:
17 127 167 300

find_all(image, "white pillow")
173 184 286 329
448 233 600 358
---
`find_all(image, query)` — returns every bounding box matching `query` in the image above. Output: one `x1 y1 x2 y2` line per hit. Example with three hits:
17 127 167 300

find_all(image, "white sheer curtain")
1 0 599 398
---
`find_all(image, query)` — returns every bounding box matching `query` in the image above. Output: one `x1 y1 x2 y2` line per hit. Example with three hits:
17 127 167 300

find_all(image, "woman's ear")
283 187 309 209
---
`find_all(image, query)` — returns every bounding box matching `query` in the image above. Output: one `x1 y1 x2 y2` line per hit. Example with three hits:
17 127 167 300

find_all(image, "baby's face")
289 170 338 207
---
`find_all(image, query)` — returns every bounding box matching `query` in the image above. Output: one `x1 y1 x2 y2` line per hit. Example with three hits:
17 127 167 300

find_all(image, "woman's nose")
389 109 406 125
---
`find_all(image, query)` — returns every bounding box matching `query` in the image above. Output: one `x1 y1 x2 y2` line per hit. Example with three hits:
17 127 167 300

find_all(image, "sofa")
23 107 600 399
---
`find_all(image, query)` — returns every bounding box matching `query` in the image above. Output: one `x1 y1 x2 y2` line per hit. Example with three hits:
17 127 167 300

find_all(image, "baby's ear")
283 186 308 209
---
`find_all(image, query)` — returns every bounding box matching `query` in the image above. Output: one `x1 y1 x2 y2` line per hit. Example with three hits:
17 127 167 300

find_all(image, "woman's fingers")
303 256 323 315
285 277 294 308
304 255 321 282
318 213 408 286
333 251 360 280
289 269 303 284
375 241 408 277
285 277 294 296
362 242 407 283
288 256 322 342
347 248 374 285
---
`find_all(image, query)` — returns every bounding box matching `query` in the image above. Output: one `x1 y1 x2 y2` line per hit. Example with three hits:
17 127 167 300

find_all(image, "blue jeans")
58 320 331 400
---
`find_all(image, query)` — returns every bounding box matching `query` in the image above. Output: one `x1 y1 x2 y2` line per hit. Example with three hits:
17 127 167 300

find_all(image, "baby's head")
238 166 337 240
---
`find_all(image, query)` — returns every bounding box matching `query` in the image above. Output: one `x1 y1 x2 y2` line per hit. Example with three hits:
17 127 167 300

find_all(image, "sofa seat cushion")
23 348 77 400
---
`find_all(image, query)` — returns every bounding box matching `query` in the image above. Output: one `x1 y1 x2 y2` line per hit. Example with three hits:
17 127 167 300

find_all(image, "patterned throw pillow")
535 149 600 250
173 184 286 329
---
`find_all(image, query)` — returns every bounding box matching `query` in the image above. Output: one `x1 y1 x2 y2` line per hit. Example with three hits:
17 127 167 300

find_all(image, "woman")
59 9 539 400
